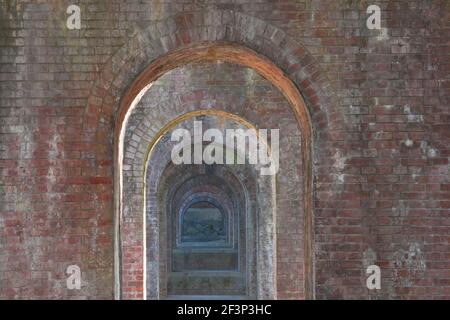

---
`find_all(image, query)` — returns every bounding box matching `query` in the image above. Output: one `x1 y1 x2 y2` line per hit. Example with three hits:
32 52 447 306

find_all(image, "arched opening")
145 112 275 299
158 163 252 299
115 42 314 299
180 201 227 245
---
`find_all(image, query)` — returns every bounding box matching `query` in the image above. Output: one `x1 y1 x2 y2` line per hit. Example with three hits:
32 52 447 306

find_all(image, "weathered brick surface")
0 0 449 299
122 62 303 299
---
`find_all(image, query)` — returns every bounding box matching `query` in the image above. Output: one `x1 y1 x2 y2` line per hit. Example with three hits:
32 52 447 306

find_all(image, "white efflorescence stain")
376 28 389 41
404 139 414 147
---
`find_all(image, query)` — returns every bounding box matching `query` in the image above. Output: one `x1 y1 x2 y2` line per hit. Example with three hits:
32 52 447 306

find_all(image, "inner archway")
145 113 276 299
115 42 314 299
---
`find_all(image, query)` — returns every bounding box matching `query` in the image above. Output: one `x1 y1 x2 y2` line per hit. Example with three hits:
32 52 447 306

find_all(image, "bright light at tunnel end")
170 120 280 176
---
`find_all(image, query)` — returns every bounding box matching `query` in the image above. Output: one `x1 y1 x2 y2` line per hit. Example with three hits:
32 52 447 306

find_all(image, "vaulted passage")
119 56 309 299
163 165 248 297
157 161 252 298
145 112 279 299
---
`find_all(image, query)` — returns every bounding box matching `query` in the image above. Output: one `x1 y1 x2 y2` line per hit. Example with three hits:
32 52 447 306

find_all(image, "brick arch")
84 9 344 300
85 10 341 144
154 163 261 299
134 111 277 299
122 92 302 299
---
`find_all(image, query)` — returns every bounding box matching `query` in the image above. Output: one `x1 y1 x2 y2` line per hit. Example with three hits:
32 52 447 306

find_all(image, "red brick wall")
0 0 449 299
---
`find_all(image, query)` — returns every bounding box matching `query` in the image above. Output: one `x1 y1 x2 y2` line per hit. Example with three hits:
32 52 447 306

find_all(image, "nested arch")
113 43 315 299
113 44 312 293
152 159 262 298
102 10 340 299
143 112 276 299
180 200 227 244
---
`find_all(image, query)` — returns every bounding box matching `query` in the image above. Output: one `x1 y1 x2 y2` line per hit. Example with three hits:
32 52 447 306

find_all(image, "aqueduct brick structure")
0 1 450 299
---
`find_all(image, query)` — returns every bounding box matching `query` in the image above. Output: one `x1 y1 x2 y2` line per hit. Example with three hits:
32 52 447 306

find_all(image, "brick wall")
0 0 449 299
